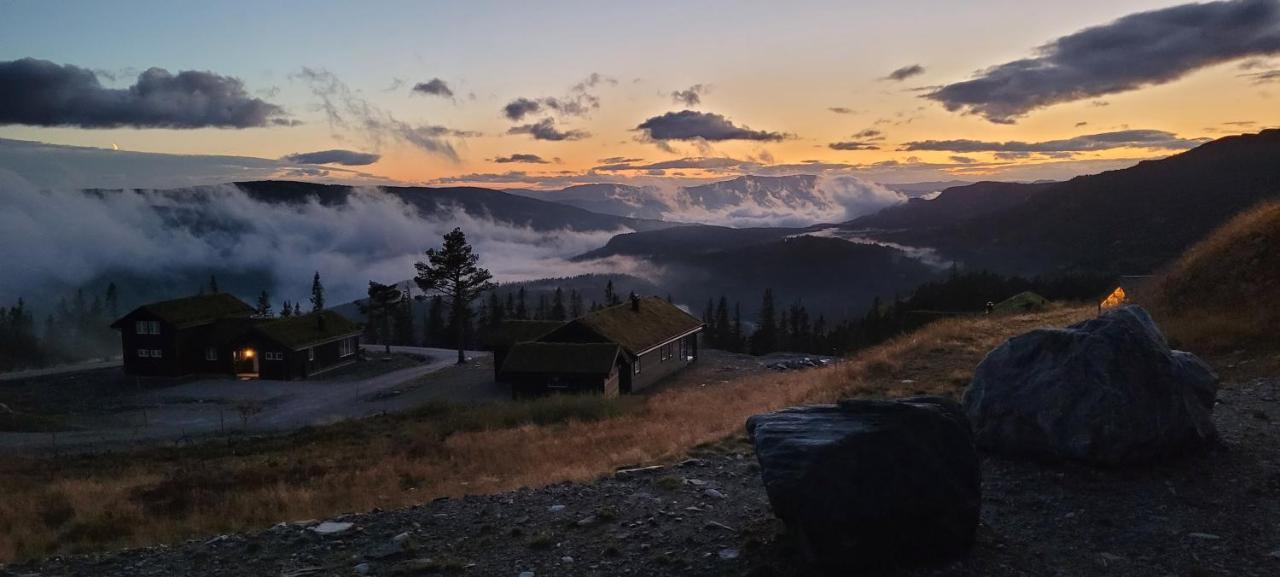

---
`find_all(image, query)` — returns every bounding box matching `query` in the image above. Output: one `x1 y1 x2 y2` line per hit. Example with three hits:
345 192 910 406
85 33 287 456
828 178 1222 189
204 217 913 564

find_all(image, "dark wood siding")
508 364 618 399
629 333 698 392
242 335 359 381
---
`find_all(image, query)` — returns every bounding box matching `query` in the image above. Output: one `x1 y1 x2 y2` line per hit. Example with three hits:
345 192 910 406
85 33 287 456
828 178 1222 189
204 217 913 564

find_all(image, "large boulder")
963 305 1218 465
746 396 980 573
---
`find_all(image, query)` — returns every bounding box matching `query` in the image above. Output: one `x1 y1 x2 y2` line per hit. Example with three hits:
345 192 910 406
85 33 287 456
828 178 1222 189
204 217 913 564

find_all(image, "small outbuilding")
483 320 566 381
502 342 623 398
110 293 257 377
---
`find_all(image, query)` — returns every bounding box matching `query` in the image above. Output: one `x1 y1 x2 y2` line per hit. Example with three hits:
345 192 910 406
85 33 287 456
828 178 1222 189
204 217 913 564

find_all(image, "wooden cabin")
505 295 703 397
232 311 362 380
110 294 257 377
1100 275 1153 312
502 342 623 398
482 320 566 381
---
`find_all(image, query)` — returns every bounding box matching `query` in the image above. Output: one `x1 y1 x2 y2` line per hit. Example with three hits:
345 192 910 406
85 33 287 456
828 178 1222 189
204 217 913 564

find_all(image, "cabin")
481 320 566 381
112 294 362 380
110 293 258 377
231 311 362 380
503 295 703 397
1100 275 1153 311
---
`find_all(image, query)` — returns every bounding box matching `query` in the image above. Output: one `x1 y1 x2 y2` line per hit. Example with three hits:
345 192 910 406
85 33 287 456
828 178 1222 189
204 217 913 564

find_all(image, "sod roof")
252 310 362 350
552 296 703 355
501 342 621 375
992 291 1050 315
112 293 255 328
481 320 566 347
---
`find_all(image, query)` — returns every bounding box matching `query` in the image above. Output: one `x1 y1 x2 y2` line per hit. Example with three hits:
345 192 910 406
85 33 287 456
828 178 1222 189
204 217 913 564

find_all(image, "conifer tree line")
0 283 120 371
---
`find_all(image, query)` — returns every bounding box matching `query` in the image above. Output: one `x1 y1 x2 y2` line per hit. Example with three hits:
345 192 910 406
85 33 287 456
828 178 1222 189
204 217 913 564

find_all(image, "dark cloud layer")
593 157 750 172
671 84 708 106
282 149 381 166
0 58 286 128
493 153 550 164
884 64 925 81
411 78 454 98
828 141 881 151
634 110 785 142
507 118 590 141
902 129 1209 152
927 0 1280 123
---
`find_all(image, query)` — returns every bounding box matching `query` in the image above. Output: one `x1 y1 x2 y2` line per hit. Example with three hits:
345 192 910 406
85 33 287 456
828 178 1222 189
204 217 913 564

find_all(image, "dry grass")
1141 200 1280 375
0 305 1092 563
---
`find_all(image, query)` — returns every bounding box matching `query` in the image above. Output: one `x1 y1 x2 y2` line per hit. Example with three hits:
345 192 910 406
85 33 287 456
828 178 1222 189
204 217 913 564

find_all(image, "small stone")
575 516 597 526
560 556 574 563
704 521 737 532
718 548 739 560
392 531 410 543
519 572 535 577
685 478 707 487
703 488 726 500
1188 532 1221 540
354 563 370 575
548 504 566 513
1268 548 1280 559
311 521 354 536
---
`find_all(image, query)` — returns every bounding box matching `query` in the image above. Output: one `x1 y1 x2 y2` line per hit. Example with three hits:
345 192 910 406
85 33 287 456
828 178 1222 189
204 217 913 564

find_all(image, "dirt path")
0 348 494 454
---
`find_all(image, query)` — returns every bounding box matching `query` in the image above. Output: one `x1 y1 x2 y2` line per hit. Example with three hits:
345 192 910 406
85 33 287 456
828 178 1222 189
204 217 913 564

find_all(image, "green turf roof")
481 320 566 347
501 342 621 375
556 296 703 355
993 291 1050 315
252 310 361 350
113 293 255 328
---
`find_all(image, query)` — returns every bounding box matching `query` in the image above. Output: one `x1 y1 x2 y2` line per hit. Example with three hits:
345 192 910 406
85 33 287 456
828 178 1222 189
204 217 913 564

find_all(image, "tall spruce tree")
750 288 777 355
310 272 325 312
257 290 273 316
550 287 567 320
414 228 496 364
208 275 219 294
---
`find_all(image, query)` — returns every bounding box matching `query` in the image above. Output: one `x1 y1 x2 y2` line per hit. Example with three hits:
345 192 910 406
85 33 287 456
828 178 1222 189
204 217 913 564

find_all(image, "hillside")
868 130 1280 275
509 183 670 220
843 180 1054 231
1145 201 1280 356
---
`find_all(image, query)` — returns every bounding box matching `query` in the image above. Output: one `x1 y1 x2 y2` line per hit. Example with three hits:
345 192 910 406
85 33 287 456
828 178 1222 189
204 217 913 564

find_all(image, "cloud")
411 78 454 98
948 155 978 164
925 0 1280 123
282 149 381 166
1243 68 1280 83
593 157 753 172
501 73 612 121
0 57 287 129
883 64 925 81
671 84 709 106
493 153 550 164
635 110 786 142
507 118 590 141
853 129 885 140
0 174 652 310
294 67 473 161
902 129 1209 152
828 141 881 151
828 107 857 114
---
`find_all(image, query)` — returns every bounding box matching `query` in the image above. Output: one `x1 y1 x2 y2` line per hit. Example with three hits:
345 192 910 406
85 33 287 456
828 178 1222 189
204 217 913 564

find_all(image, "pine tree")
550 287 567 321
535 293 548 320
414 228 496 364
515 287 529 319
732 302 743 353
714 296 731 349
604 280 620 306
104 282 119 320
257 290 273 316
310 272 325 312
363 282 402 353
569 289 583 318
208 275 219 294
703 298 716 345
427 295 445 347
486 292 504 327
280 300 293 317
293 302 302 316
750 288 777 355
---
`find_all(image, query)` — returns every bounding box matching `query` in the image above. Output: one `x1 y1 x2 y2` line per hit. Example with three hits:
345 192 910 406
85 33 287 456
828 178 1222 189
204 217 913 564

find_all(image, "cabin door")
234 348 260 378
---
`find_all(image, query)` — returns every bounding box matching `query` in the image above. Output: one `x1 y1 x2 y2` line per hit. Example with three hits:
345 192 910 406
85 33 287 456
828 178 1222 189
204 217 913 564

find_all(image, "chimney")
630 292 641 311
317 313 327 332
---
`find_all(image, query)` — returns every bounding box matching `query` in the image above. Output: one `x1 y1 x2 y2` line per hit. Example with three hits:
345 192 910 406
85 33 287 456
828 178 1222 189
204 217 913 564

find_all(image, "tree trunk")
455 295 466 364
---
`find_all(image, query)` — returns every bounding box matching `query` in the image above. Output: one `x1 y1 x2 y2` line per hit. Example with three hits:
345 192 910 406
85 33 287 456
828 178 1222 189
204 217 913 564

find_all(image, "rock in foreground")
964 305 1218 465
746 396 980 573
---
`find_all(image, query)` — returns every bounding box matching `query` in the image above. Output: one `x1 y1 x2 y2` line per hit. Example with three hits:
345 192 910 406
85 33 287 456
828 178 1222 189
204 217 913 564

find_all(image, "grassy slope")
0 306 1093 562
1142 200 1280 378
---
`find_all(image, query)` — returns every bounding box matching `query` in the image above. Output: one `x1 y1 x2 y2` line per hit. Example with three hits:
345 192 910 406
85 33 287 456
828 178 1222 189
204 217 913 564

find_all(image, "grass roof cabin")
992 291 1050 315
111 293 258 377
235 311 362 380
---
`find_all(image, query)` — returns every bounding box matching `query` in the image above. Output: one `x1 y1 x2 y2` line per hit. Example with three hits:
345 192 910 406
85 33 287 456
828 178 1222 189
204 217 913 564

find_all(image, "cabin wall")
509 371 612 399
118 313 180 377
630 333 699 392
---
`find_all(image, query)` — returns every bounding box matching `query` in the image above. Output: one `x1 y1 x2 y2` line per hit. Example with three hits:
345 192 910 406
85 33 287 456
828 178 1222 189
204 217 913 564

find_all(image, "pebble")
519 572 535 577
353 562 370 575
548 504 566 513
703 488 727 500
718 548 740 560
1188 532 1222 540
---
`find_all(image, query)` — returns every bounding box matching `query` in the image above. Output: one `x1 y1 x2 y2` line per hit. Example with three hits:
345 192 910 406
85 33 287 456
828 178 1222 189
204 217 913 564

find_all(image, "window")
679 338 687 360
135 320 160 335
137 348 147 358
633 356 642 375
338 338 354 357
265 352 283 361
146 349 162 358
204 347 217 361
307 348 315 362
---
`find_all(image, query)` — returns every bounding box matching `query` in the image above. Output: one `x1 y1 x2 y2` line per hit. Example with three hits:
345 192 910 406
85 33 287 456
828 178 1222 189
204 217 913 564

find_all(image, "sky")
2 0 1279 189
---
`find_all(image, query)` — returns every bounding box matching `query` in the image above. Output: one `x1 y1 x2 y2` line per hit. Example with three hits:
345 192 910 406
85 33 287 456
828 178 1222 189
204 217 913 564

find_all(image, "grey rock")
310 521 354 536
747 396 980 573
964 305 1218 464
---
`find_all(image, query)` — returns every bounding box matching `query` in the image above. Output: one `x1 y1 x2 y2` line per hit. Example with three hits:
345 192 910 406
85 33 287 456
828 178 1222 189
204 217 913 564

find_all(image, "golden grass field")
0 305 1095 563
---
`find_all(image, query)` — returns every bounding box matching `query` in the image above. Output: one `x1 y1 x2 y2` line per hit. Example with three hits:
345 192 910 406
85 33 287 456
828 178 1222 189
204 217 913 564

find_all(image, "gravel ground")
8 378 1279 577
